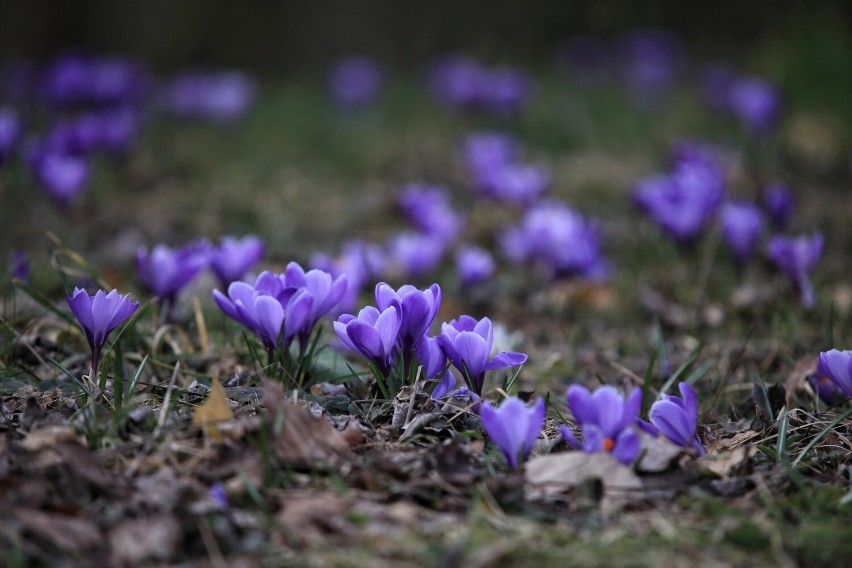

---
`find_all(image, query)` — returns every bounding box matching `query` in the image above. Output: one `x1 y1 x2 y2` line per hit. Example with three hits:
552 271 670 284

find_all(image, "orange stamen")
603 437 615 452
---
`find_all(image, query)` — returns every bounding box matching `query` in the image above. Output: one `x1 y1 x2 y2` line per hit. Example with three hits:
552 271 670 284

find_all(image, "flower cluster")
461 132 550 206
138 236 264 317
500 200 610 281
215 263 347 362
559 382 706 464
334 283 526 396
429 56 532 114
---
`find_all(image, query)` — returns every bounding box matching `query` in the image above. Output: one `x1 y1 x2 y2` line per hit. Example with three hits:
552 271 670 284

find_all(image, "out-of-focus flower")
160 70 256 123
28 146 91 206
0 106 22 165
334 302 401 374
500 200 610 280
456 245 495 287
641 382 705 455
66 287 139 375
816 349 852 399
10 249 29 282
461 132 519 184
559 385 642 466
328 57 383 109
719 201 765 263
762 183 795 229
618 29 685 107
700 64 737 112
558 35 612 85
386 232 446 280
137 241 209 312
41 51 149 108
311 240 385 314
480 397 545 470
209 235 265 288
479 163 551 206
396 184 464 244
806 373 847 405
633 160 725 244
766 232 823 308
438 315 527 395
375 282 441 353
429 56 531 114
728 76 782 135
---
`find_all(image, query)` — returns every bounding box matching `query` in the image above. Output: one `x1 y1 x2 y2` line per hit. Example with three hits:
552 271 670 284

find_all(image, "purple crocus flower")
816 349 852 399
386 232 446 280
806 374 847 405
209 235 265 287
501 200 610 280
438 315 527 395
633 160 725 244
558 385 642 466
762 183 794 229
618 29 685 108
334 302 402 374
766 232 823 308
0 106 22 166
429 56 487 110
281 262 348 346
311 240 385 314
481 66 532 114
728 76 782 135
456 245 495 287
66 288 140 377
415 335 448 381
396 184 464 244
461 132 519 185
719 201 765 263
213 279 313 358
10 249 29 282
160 70 256 123
480 163 551 206
137 241 209 314
375 282 441 353
643 382 706 455
480 397 545 470
328 57 383 109
30 148 91 206
700 64 737 112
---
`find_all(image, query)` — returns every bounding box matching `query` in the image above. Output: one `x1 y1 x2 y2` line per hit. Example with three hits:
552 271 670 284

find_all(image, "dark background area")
1 0 851 74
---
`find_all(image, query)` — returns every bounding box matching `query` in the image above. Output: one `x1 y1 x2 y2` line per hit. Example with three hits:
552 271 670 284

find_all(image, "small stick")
153 361 181 439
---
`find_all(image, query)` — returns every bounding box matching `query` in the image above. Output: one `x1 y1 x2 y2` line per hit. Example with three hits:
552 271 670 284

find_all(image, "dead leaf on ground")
636 432 686 473
192 378 235 442
699 445 756 479
261 379 354 468
784 354 818 404
13 507 103 553
708 430 761 453
276 493 354 545
525 452 644 513
109 514 182 564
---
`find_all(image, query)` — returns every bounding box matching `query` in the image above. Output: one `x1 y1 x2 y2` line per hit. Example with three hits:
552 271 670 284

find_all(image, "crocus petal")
347 320 385 361
649 400 693 447
593 386 628 439
678 382 699 420
581 423 606 453
333 320 359 353
453 331 491 378
567 384 598 427
559 425 581 449
284 290 313 340
524 398 546 452
254 295 284 347
612 428 640 465
484 350 527 372
431 371 456 399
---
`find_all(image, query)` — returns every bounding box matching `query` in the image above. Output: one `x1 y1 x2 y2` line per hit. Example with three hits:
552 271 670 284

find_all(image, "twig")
153 361 181 439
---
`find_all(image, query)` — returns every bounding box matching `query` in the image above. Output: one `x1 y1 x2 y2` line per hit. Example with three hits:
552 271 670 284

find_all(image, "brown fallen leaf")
699 445 756 479
13 508 103 554
109 514 182 564
525 452 644 513
192 378 234 442
784 354 818 405
708 429 761 453
635 432 686 473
